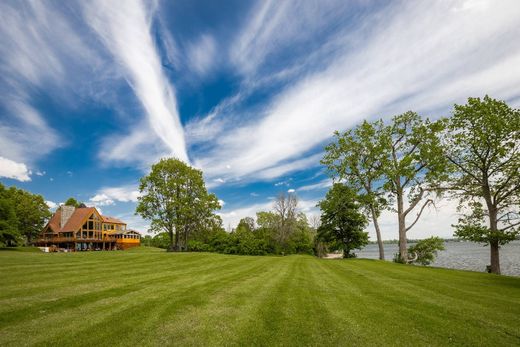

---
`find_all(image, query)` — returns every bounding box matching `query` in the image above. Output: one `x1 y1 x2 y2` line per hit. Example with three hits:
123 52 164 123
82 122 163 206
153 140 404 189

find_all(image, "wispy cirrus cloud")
185 34 217 77
192 0 520 186
0 1 101 169
83 0 188 165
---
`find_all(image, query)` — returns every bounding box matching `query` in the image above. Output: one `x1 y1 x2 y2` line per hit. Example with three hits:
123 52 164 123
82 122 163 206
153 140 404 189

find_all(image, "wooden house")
35 205 141 251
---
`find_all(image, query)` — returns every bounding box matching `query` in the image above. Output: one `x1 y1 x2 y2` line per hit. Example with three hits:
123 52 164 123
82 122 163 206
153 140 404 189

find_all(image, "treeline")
0 183 50 246
141 193 316 256
135 96 519 275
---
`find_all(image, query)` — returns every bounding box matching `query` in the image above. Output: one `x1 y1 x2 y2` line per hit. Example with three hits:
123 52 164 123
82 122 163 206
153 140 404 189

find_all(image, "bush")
408 237 445 265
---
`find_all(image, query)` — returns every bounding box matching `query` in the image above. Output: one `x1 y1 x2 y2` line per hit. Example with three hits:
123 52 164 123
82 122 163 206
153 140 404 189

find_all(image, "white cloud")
45 200 58 209
193 0 520 185
89 184 141 206
287 189 295 193
218 199 225 207
35 170 46 176
231 0 351 77
0 2 102 166
297 179 332 192
84 0 188 164
0 157 31 182
0 101 61 166
186 34 217 77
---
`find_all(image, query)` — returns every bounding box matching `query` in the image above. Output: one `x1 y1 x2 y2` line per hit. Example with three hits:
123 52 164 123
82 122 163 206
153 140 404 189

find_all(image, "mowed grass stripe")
1 248 519 346
1 253 276 346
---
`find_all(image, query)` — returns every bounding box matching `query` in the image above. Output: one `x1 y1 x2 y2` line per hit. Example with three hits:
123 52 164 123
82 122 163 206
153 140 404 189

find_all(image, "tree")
135 158 221 252
323 120 388 260
317 183 368 258
273 192 298 252
236 217 255 233
64 197 80 208
445 96 520 274
407 237 445 266
10 188 51 244
379 112 447 263
0 184 19 247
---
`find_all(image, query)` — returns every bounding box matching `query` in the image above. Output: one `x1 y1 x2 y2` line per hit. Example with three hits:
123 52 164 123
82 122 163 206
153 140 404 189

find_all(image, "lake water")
355 240 520 277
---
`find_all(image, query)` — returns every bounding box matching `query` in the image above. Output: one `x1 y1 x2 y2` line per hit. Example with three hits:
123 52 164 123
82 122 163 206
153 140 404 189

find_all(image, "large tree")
317 183 368 258
445 96 520 274
136 158 221 252
322 120 387 260
273 192 298 252
379 112 447 263
10 188 51 244
0 184 19 246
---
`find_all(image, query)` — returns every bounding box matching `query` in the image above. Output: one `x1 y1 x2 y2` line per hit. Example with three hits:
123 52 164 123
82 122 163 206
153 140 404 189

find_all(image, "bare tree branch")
406 199 433 232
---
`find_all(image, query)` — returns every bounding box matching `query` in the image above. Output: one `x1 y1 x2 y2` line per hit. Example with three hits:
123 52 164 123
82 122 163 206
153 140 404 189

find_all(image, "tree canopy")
317 183 369 258
136 158 221 252
322 119 387 259
445 96 520 274
0 183 50 246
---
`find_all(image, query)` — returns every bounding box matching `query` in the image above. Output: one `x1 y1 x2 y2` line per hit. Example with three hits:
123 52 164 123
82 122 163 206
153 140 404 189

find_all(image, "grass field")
1 247 519 346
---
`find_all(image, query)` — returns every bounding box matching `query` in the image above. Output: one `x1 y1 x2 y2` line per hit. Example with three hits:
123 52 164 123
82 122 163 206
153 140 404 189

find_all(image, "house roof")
61 207 98 232
102 216 126 224
46 208 62 233
44 206 131 233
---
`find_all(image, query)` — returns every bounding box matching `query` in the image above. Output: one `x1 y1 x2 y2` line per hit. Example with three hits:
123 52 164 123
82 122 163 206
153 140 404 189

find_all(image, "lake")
356 240 520 276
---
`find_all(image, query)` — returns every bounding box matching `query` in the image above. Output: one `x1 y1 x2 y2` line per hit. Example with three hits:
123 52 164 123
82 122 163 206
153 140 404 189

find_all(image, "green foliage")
322 120 389 259
135 158 221 251
11 188 51 244
0 183 50 246
317 183 369 258
408 237 445 265
445 96 520 274
187 210 315 256
64 197 80 207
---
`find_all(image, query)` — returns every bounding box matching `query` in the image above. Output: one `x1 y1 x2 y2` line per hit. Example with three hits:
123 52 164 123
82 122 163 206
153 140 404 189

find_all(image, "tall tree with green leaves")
445 96 520 274
10 188 51 244
379 112 447 263
317 183 368 258
0 183 19 246
322 120 387 259
136 158 221 252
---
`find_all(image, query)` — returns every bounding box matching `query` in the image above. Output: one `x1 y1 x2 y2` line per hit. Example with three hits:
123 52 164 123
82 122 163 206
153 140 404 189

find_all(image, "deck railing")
36 236 116 243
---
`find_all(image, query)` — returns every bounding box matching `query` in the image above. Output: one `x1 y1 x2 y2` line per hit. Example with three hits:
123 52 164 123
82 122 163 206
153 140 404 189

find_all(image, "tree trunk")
488 205 501 274
168 228 176 252
370 206 385 260
343 245 350 258
174 226 180 252
397 192 407 262
489 240 500 274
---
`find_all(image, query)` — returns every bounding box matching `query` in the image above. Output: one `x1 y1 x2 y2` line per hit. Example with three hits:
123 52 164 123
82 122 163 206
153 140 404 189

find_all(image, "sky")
1 0 520 240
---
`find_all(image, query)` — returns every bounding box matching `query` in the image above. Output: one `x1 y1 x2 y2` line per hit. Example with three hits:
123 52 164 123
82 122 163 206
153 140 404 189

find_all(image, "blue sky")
1 0 520 239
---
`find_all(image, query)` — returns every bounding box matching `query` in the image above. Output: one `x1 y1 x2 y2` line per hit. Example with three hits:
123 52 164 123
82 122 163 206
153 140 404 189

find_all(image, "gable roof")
45 208 62 233
102 216 126 224
61 207 99 232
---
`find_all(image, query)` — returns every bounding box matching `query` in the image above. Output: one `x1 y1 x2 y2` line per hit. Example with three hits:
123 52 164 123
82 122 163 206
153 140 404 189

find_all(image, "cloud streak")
84 0 188 164
193 0 520 185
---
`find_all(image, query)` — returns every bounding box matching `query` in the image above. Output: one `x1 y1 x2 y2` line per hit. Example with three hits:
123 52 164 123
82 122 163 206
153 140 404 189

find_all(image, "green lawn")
1 248 519 346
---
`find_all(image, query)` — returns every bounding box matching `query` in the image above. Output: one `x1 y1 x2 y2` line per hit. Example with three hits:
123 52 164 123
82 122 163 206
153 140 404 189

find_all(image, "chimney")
60 205 76 228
